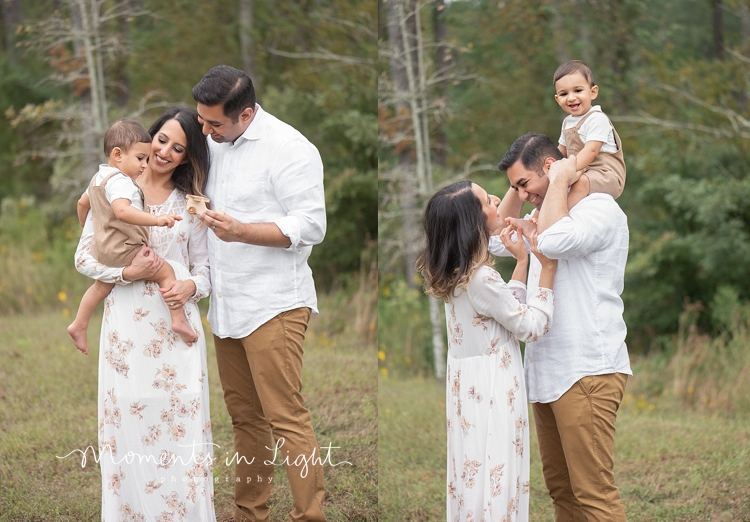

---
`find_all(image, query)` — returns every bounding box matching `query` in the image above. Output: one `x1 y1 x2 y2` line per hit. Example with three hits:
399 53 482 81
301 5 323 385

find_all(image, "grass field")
378 372 750 521
0 309 376 521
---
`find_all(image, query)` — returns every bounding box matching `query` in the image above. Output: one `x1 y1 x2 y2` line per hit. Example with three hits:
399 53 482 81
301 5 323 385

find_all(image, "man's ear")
240 106 254 123
543 156 557 173
591 85 599 100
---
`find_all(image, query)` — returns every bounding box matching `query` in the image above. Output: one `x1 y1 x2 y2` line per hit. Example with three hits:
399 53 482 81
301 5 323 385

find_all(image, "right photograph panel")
378 1 750 520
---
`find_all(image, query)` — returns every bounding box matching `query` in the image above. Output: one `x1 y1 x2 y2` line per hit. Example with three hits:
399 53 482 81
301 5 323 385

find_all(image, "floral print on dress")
448 305 464 345
79 188 213 520
104 331 135 377
446 265 552 521
120 503 146 522
461 458 482 489
490 463 505 498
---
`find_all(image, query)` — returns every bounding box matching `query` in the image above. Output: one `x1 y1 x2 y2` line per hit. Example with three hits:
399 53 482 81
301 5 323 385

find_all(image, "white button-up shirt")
490 193 632 403
205 105 326 339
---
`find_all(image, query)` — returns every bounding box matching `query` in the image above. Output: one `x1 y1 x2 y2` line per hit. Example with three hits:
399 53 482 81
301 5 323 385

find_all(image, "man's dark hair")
497 133 563 175
553 60 595 89
192 65 256 123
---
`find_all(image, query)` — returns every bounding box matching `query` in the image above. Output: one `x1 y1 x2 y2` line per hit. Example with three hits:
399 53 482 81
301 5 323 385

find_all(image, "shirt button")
218 293 223 298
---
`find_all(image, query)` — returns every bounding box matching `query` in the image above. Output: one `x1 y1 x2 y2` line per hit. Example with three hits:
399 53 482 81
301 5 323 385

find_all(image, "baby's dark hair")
553 60 595 89
103 119 151 157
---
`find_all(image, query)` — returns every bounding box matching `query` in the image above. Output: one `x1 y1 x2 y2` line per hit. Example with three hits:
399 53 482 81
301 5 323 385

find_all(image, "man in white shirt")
494 133 631 522
193 65 327 522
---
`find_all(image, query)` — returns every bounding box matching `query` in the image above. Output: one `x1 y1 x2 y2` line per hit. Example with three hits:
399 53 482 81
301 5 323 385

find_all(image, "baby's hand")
505 217 537 238
156 214 183 228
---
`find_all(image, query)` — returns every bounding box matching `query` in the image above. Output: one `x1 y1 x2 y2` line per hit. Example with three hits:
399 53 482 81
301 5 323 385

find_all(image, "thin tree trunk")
0 0 23 65
432 0 449 166
387 0 446 380
713 0 724 60
549 0 570 65
69 0 105 175
239 0 259 91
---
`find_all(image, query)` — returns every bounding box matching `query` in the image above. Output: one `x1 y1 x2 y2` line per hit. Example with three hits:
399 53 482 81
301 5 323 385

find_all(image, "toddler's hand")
156 214 183 228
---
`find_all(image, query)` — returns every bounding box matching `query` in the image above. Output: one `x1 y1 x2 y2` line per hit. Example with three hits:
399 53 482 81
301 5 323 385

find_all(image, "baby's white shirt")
558 105 618 153
86 164 144 211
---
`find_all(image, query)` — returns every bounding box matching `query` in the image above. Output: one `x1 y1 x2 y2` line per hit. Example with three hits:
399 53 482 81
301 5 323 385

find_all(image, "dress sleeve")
74 210 128 284
467 266 554 343
185 216 211 303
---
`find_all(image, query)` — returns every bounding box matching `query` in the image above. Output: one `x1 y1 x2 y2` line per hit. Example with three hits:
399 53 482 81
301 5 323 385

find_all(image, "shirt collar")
236 104 267 142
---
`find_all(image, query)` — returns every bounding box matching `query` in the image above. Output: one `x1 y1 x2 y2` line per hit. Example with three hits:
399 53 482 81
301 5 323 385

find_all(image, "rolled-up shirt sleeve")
537 198 614 260
271 137 326 251
75 211 127 284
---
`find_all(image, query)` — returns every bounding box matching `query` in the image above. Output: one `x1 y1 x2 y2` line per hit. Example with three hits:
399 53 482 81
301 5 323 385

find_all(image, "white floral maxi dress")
76 189 216 521
446 265 554 522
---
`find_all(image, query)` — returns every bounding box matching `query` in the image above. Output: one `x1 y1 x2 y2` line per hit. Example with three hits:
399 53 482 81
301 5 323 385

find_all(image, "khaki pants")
532 373 628 522
214 308 326 522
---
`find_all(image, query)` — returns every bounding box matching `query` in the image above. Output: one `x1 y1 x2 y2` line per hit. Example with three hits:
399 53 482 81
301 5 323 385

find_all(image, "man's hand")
199 209 244 242
548 154 580 187
122 246 164 281
198 209 292 248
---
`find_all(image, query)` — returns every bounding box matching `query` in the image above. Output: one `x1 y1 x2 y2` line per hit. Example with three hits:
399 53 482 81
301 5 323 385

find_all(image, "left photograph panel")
0 1 377 521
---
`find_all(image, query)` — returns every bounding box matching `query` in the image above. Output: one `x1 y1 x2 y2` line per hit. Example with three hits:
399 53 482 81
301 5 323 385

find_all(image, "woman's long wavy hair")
148 107 210 197
416 181 493 301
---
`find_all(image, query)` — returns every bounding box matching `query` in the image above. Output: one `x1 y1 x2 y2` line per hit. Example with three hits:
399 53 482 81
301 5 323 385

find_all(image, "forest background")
0 0 377 520
379 0 750 405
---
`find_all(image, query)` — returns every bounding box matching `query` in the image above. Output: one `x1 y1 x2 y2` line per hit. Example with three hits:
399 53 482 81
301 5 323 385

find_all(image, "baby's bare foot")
171 318 198 346
67 322 89 355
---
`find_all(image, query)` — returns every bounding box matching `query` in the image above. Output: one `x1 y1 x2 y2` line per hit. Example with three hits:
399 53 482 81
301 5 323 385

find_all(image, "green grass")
0 309 376 521
378 372 750 521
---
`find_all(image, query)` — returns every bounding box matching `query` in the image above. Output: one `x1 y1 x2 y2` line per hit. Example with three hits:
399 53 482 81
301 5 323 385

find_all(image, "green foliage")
377 275 435 378
0 197 89 316
0 0 376 286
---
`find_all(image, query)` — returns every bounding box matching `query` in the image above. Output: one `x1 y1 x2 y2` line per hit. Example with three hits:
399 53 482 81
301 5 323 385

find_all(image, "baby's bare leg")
152 262 197 344
567 173 590 210
68 280 114 355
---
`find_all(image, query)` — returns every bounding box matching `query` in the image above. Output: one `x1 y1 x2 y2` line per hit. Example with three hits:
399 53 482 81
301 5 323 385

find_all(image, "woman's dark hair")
497 133 563 175
416 181 493 301
149 107 210 197
192 65 256 123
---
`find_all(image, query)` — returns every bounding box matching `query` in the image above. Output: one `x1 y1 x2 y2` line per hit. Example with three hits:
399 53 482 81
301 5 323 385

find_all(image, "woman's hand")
499 224 528 261
122 247 165 281
159 279 197 309
529 230 557 269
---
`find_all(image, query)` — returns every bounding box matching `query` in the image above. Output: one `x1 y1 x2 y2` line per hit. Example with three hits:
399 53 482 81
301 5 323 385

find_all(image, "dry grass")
0 279 376 521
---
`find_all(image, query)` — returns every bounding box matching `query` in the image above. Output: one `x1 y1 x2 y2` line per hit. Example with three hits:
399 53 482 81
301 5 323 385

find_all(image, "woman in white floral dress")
75 107 216 521
418 181 557 522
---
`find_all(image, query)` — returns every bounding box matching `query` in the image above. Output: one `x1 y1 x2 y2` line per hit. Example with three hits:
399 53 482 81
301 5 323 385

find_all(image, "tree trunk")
69 0 105 176
740 0 750 49
386 0 446 380
713 0 724 60
387 0 419 289
0 0 23 65
239 0 260 93
432 0 449 167
549 0 570 65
